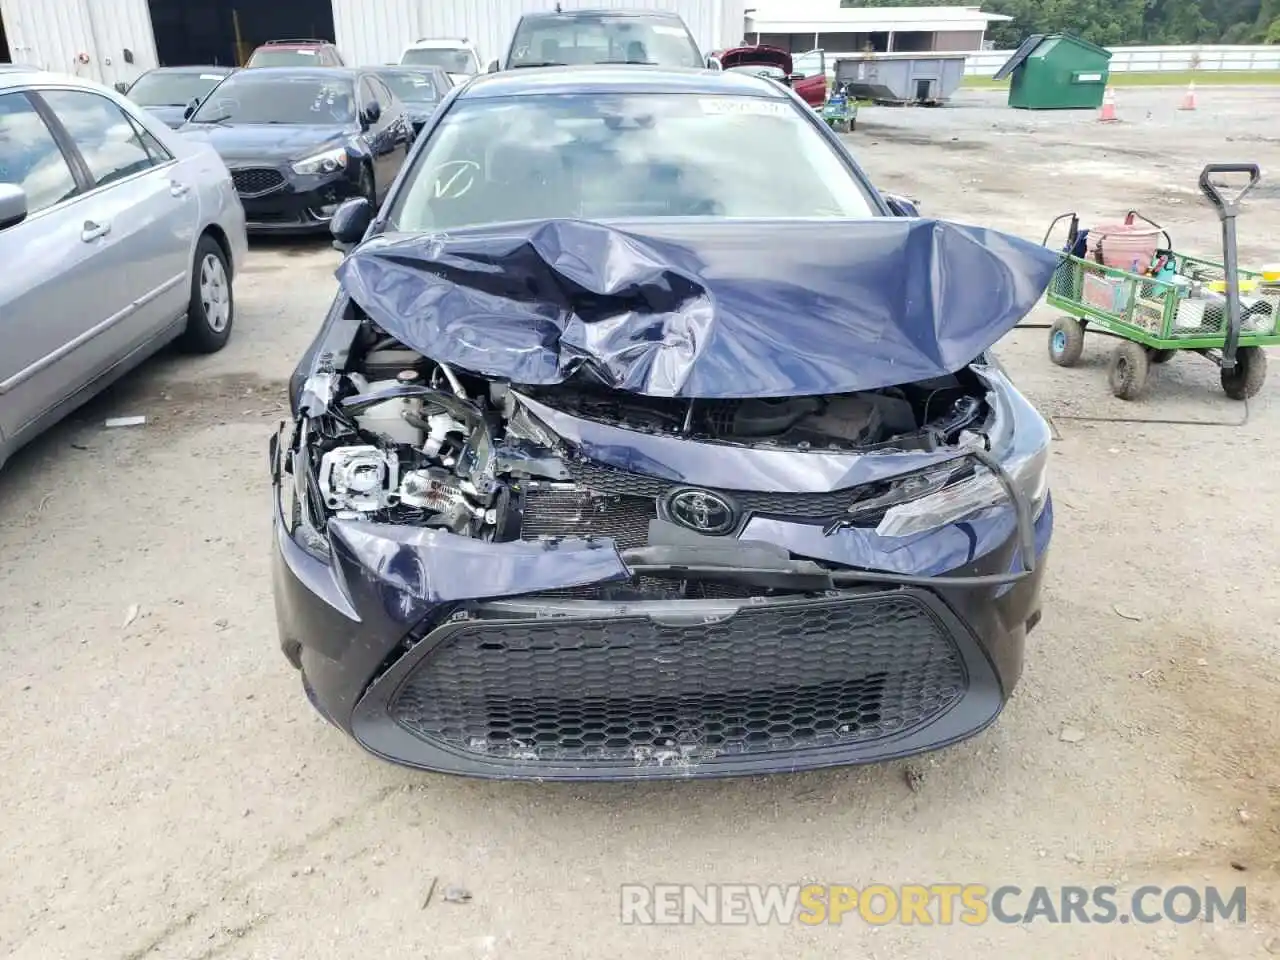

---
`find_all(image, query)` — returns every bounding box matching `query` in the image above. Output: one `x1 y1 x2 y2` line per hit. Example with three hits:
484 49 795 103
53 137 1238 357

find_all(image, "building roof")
745 3 1011 34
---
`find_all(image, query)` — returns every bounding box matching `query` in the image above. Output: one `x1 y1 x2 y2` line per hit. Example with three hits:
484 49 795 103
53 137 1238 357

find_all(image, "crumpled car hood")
336 217 1058 399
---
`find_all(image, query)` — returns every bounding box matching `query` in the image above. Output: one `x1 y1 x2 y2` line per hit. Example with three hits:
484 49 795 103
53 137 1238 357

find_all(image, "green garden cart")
1043 163 1276 401
821 88 857 133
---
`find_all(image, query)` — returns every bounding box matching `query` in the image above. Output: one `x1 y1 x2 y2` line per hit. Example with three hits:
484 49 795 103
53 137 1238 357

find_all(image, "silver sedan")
0 69 248 468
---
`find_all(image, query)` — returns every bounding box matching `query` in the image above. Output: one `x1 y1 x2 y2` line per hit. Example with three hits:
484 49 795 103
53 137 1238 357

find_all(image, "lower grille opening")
389 594 966 767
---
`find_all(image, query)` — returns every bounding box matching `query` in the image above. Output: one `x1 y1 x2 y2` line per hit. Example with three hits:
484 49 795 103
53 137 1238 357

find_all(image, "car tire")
1048 316 1085 367
1148 349 1177 364
1107 340 1149 401
1221 345 1267 400
180 235 233 354
359 162 377 210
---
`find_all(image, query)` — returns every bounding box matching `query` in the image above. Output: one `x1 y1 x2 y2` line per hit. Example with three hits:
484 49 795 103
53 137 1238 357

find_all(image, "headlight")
291 148 348 176
875 379 1051 539
874 443 1049 538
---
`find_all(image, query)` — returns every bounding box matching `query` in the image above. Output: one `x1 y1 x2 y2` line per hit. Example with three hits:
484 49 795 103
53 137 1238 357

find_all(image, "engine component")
797 395 884 444
354 380 425 446
399 468 484 533
317 446 399 513
420 412 467 458
728 397 822 437
362 348 424 381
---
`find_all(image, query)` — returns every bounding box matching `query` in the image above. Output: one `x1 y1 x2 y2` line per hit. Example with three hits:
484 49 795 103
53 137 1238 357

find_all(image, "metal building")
744 2 1010 57
0 0 746 85
0 0 159 87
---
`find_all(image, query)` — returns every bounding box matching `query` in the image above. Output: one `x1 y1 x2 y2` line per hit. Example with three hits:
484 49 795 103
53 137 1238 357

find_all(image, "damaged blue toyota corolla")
272 66 1061 780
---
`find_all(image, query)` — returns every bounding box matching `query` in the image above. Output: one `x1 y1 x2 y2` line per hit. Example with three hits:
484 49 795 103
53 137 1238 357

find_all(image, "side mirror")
330 197 374 251
884 194 920 217
486 58 500 73
0 183 29 231
359 100 381 128
113 81 130 94
183 97 200 120
705 55 723 71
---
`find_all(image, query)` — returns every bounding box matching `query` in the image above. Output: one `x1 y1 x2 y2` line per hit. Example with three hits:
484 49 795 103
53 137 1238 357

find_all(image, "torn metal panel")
328 520 628 603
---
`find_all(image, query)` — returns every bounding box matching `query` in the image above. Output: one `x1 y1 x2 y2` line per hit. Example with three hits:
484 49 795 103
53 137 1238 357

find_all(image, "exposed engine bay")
291 320 995 548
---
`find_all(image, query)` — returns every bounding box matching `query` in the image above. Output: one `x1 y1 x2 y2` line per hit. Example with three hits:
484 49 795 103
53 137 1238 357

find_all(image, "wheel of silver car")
181 234 234 354
201 252 230 332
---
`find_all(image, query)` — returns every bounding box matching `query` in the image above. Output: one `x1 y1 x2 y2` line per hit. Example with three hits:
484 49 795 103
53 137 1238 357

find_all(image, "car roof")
144 65 235 74
374 64 448 79
459 64 788 100
0 67 78 90
520 7 686 19
257 38 334 48
222 66 358 80
405 38 473 48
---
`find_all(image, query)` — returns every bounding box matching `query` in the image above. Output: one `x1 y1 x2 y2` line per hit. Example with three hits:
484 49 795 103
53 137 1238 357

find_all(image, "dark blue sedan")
178 67 412 234
119 65 235 129
273 65 1059 780
368 65 452 136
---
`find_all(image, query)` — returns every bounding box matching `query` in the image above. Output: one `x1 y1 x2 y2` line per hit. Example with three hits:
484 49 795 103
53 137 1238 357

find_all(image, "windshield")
508 15 702 67
127 71 227 106
389 93 875 232
189 74 355 124
375 72 441 102
402 47 476 73
247 48 324 67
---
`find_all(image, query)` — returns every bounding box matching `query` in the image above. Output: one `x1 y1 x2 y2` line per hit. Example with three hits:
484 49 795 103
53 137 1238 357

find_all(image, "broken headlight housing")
875 374 1051 539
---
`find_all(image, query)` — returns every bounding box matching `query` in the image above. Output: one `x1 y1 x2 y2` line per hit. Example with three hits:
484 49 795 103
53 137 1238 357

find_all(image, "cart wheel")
1048 317 1085 367
1221 346 1267 401
1108 341 1150 401
1148 349 1177 365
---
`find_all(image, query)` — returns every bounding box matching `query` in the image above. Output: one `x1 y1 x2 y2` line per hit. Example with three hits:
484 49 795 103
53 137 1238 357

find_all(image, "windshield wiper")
509 60 566 68
193 113 231 125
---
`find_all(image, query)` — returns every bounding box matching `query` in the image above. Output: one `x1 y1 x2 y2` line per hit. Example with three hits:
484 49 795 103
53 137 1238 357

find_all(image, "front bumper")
271 448 1052 781
230 164 362 234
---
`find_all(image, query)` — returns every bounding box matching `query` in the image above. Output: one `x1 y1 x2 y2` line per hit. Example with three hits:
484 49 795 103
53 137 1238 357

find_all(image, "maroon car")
717 45 826 108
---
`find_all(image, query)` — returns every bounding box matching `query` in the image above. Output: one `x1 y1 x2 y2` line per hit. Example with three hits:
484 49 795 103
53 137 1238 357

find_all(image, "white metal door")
0 0 157 85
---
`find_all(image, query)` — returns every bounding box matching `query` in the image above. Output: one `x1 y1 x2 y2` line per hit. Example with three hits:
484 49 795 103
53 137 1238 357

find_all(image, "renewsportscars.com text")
619 884 1247 926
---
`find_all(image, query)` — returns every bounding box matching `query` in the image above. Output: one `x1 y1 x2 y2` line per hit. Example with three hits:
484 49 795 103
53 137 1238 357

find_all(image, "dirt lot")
3 86 1280 960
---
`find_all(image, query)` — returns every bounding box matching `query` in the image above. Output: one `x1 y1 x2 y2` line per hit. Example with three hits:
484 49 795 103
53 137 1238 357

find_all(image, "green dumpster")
993 33 1112 110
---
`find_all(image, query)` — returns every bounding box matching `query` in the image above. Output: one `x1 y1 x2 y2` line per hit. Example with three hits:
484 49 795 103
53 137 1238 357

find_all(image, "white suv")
399 39 482 85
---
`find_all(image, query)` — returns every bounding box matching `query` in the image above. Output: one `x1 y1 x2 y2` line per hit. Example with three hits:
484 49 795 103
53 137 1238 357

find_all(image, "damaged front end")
272 217 1059 779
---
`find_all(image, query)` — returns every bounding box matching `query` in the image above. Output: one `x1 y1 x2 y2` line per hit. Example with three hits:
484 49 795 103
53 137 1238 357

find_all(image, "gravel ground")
2 86 1280 960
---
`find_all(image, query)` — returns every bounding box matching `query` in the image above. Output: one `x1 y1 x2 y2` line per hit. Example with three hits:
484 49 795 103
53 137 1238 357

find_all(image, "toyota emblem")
666 488 737 535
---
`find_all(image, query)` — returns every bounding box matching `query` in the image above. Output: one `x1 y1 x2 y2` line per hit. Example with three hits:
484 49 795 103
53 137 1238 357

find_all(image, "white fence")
964 44 1280 77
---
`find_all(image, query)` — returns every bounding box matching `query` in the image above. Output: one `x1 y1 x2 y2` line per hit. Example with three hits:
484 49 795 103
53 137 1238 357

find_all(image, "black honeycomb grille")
231 167 285 196
389 594 966 767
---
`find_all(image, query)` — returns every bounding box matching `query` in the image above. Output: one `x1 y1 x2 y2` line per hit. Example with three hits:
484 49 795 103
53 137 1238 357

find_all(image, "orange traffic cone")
1179 80 1197 110
1098 86 1118 122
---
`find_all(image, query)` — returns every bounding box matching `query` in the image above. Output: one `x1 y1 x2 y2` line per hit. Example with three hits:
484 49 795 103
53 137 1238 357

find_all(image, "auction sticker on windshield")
698 97 792 117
